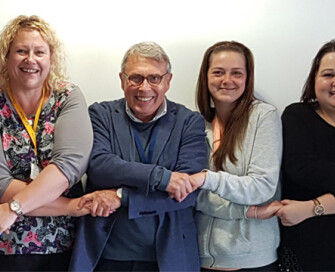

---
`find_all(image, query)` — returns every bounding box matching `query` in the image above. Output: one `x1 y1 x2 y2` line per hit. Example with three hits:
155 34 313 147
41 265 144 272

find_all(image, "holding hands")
166 172 205 202
78 190 121 217
0 190 122 235
276 199 315 226
247 201 283 220
163 169 330 228
248 198 326 227
166 172 195 202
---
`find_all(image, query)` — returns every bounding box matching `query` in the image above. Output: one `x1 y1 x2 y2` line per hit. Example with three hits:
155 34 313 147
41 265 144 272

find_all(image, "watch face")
10 200 23 216
315 205 324 216
10 201 20 211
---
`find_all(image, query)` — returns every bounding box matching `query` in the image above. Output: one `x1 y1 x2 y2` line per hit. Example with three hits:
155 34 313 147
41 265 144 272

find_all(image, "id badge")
30 161 41 180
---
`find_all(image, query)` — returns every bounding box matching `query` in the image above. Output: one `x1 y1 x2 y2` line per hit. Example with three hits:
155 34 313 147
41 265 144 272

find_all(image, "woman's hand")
0 203 18 235
190 172 206 189
166 172 206 202
78 190 121 217
246 200 283 219
276 199 314 226
66 198 91 217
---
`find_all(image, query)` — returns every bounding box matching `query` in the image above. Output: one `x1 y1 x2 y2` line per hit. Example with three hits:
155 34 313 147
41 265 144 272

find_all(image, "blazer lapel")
111 105 134 161
151 103 177 164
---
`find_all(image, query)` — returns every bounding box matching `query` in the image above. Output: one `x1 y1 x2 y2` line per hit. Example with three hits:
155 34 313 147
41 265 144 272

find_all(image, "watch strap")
313 198 321 206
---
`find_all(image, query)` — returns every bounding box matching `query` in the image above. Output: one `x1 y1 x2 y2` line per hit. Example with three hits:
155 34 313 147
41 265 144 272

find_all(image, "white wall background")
1 0 334 114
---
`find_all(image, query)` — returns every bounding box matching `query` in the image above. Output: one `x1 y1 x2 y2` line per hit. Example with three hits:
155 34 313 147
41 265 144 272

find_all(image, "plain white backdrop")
1 0 335 113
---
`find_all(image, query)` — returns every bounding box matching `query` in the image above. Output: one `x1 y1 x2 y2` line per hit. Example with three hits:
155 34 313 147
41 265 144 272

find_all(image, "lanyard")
131 124 158 164
6 84 46 155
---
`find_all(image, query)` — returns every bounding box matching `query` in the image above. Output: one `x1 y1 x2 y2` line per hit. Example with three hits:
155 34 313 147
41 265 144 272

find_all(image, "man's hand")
166 172 194 202
78 190 121 217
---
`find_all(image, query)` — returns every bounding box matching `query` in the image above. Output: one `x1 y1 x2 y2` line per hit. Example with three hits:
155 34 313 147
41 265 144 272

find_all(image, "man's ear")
119 72 125 90
165 73 173 90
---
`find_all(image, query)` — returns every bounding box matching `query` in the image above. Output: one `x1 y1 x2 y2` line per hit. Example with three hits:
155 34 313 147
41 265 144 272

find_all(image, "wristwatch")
116 188 122 199
313 198 324 216
9 200 23 217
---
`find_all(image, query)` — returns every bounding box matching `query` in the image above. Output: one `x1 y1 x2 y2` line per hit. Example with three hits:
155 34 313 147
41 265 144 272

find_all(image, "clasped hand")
250 199 312 227
0 203 17 235
260 199 312 226
165 172 205 202
77 189 121 217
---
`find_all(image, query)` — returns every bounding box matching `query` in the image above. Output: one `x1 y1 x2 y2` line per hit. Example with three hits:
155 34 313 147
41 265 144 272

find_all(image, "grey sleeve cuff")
201 170 222 191
149 166 172 192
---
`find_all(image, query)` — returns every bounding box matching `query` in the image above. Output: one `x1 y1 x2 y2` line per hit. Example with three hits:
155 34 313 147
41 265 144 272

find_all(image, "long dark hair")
301 39 335 105
196 41 255 170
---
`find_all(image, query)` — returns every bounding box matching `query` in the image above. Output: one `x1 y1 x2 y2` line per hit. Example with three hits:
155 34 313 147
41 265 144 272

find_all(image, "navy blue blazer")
69 98 207 271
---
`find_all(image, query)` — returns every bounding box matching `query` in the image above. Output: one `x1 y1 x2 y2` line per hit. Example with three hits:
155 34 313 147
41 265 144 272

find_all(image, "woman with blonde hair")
0 15 97 271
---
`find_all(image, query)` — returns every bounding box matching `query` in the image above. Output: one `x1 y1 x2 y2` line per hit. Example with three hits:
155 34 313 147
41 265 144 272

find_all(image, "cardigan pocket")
209 218 251 256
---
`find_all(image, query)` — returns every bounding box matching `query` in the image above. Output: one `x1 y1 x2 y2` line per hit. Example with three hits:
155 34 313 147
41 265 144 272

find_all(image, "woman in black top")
278 40 335 271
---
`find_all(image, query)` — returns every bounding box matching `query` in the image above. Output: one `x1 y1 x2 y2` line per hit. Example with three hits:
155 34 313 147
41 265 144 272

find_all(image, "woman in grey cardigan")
193 41 282 271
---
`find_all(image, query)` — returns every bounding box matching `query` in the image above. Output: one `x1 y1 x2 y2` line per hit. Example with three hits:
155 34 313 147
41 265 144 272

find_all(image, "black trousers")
0 250 72 271
95 258 159 272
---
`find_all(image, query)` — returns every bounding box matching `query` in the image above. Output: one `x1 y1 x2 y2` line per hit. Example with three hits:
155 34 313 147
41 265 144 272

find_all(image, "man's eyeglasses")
122 72 169 87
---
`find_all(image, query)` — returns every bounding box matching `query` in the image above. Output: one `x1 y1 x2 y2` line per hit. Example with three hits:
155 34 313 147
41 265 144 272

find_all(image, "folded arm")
200 108 282 205
87 104 207 218
0 87 93 233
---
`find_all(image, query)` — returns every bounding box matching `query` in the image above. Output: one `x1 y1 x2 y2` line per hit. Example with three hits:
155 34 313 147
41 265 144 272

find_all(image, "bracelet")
254 206 258 220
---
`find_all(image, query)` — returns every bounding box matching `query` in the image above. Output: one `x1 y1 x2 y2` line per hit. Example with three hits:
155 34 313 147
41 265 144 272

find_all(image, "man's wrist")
116 188 123 199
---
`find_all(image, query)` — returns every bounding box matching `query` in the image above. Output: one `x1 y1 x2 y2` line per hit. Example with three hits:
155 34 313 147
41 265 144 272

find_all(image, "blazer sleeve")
87 103 155 195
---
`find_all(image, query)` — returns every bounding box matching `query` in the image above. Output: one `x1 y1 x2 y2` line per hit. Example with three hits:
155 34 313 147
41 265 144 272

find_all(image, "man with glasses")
70 42 207 271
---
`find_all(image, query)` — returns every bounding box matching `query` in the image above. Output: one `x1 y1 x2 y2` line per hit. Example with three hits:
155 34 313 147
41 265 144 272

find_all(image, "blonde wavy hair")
0 15 67 91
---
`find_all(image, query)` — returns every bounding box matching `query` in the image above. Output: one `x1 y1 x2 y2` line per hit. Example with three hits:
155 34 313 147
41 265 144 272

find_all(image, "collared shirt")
125 98 167 123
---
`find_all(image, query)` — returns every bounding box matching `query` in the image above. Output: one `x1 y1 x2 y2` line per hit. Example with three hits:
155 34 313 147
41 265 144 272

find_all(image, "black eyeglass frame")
121 72 169 86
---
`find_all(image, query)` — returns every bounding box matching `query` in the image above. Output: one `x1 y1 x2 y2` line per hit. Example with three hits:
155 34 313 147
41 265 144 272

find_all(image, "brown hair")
0 15 67 90
196 41 255 170
301 39 335 106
